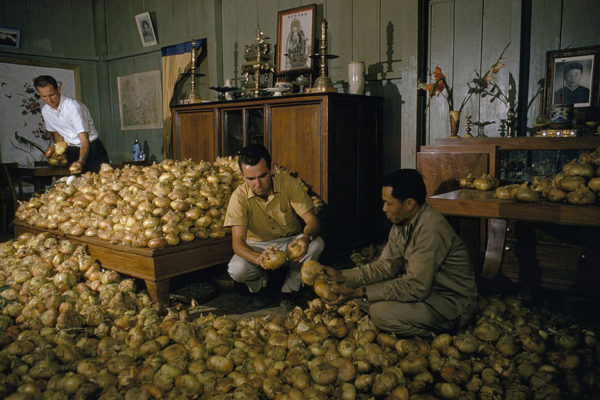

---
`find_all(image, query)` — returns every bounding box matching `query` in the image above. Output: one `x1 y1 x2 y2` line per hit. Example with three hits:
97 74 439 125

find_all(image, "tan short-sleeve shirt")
224 172 314 242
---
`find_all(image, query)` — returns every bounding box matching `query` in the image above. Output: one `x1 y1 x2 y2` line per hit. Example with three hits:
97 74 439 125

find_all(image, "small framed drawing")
276 4 316 76
0 27 20 48
135 12 157 47
543 45 600 115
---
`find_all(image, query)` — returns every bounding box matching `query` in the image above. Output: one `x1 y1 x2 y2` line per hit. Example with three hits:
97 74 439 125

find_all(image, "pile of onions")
15 158 243 248
1 234 599 399
494 148 600 205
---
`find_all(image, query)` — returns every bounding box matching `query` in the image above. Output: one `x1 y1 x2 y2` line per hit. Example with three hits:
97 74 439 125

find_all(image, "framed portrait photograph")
543 45 600 116
135 12 157 47
276 4 316 76
0 27 20 48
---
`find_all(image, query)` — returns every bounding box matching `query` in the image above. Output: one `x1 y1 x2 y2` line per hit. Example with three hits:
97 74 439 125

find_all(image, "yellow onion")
262 250 287 270
301 260 325 286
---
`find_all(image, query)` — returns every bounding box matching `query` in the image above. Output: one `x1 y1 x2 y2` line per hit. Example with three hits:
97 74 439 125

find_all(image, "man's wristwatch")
359 286 368 301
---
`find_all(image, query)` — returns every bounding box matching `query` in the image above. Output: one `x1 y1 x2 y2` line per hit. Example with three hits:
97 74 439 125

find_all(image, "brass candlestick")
312 18 338 93
185 40 203 103
464 115 474 138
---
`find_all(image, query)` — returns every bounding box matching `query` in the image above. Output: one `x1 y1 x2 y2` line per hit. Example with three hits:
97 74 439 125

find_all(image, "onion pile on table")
1 233 600 399
15 158 324 249
494 147 600 205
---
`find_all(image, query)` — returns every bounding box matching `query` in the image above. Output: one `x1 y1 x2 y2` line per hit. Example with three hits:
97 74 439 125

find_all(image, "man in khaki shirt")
225 144 324 294
326 169 478 336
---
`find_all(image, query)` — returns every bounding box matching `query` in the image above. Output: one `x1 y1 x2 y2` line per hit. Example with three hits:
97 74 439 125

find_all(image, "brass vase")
449 110 461 138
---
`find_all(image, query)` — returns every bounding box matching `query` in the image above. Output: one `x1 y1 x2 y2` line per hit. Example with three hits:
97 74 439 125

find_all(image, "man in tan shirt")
225 144 324 295
326 169 478 336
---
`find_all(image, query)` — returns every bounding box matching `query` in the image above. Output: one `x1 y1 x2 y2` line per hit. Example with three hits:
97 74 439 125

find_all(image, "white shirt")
41 95 99 146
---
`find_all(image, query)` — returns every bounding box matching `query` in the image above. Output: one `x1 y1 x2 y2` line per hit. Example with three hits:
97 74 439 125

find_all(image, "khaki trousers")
228 234 325 293
356 299 477 337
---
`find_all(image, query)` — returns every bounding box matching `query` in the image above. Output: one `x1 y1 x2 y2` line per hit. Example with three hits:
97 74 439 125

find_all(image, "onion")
207 355 234 374
262 250 287 270
301 260 325 286
313 279 337 302
371 371 398 397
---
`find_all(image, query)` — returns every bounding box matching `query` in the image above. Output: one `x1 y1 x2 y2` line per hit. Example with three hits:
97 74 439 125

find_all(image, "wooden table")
17 165 72 193
14 220 233 312
428 190 600 279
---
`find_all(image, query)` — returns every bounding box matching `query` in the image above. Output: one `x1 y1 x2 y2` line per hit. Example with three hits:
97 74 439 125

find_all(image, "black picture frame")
276 4 316 78
543 45 600 117
0 27 20 48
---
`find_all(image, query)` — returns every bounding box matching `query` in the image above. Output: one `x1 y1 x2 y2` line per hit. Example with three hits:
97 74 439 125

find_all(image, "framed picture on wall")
276 4 316 76
135 12 157 47
0 27 20 48
0 57 81 166
543 45 600 116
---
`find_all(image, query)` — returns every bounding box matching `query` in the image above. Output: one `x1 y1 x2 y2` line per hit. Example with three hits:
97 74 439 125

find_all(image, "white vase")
348 61 365 95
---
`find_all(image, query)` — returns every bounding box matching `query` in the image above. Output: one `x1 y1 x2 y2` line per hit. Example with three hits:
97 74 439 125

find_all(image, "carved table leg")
481 218 508 279
145 279 170 314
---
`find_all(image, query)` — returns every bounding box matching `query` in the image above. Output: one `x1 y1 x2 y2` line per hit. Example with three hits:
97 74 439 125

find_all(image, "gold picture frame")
276 4 316 76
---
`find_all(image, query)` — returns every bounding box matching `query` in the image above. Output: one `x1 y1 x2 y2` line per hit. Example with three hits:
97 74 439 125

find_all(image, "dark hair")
33 75 59 90
565 62 583 73
382 169 426 205
237 143 271 170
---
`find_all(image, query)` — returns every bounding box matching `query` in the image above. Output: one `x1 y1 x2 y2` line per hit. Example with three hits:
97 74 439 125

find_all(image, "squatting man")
324 169 479 337
224 144 324 298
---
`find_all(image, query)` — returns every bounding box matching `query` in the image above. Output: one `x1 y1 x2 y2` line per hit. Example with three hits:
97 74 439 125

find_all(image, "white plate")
264 87 291 94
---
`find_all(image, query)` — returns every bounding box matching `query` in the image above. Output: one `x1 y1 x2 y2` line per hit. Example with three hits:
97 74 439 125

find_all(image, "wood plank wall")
1 0 599 170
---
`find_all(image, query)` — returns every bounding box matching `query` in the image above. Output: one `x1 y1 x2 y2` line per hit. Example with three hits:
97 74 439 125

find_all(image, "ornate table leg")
481 218 508 279
145 279 170 315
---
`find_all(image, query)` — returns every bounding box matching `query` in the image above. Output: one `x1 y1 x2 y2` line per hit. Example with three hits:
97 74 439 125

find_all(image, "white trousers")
228 233 325 293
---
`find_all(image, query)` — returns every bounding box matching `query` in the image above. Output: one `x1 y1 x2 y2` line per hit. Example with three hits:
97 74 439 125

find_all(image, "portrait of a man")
554 59 592 105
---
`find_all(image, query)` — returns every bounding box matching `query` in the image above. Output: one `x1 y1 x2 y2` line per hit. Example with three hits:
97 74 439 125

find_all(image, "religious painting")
276 4 316 76
0 57 80 166
544 45 600 115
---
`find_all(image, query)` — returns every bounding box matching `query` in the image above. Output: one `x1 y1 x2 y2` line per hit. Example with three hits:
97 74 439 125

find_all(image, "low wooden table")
16 165 72 193
428 189 600 279
14 220 233 312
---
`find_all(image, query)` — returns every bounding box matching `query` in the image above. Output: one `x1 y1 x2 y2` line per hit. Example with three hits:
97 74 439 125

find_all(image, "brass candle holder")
184 40 203 103
311 18 338 93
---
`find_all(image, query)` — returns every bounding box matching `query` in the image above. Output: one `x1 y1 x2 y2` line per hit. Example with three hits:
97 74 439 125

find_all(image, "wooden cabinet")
171 93 384 258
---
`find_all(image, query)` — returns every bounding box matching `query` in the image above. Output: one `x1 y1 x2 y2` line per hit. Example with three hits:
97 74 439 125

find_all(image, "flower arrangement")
418 43 510 113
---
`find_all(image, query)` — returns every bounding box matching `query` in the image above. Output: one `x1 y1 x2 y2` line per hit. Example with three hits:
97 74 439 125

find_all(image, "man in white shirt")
34 75 109 173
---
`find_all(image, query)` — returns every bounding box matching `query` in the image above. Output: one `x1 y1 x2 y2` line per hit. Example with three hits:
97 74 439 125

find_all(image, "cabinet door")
173 109 216 162
222 108 265 156
269 103 323 199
